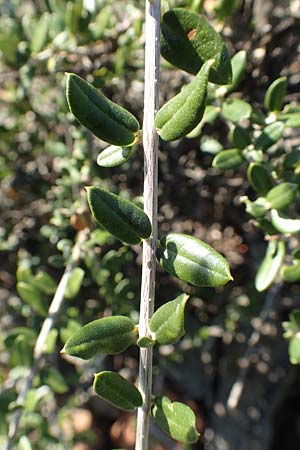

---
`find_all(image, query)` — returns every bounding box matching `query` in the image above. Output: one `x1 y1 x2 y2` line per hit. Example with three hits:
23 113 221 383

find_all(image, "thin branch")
135 1 160 449
4 229 88 450
226 281 282 410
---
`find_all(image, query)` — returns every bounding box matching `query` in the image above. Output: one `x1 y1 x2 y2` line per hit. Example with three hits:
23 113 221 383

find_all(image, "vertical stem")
135 1 160 450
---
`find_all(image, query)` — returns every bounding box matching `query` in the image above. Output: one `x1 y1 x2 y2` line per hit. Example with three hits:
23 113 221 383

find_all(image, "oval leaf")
150 293 189 344
33 271 56 295
155 59 214 141
255 240 285 292
17 282 47 316
264 76 287 112
266 182 297 210
270 209 300 235
247 162 273 196
221 98 252 122
66 73 140 146
152 396 200 443
87 186 151 245
65 267 85 299
93 371 142 411
157 233 232 287
61 316 137 359
160 8 232 84
255 122 284 150
97 145 136 168
212 148 245 170
230 124 251 149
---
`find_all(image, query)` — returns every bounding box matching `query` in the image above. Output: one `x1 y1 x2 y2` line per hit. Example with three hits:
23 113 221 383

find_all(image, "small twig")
227 281 282 410
4 229 87 450
135 1 160 449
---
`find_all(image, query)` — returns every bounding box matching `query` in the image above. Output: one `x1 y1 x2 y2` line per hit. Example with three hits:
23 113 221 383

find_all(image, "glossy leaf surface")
87 186 151 245
270 209 300 235
66 73 140 146
264 77 287 111
247 163 273 196
157 233 232 287
242 196 269 218
160 8 232 84
97 145 136 167
255 122 284 150
150 294 189 344
219 50 247 95
93 371 142 411
152 396 200 443
255 240 285 292
266 182 297 210
230 124 251 149
155 59 214 141
61 316 137 359
212 148 245 170
282 260 300 283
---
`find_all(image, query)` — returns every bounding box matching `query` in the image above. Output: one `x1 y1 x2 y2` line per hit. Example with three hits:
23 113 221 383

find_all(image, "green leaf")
157 233 232 287
93 371 142 411
137 336 156 348
33 272 57 295
279 112 300 128
160 8 232 84
17 282 47 316
254 122 284 150
266 182 297 210
150 293 189 344
247 163 273 196
66 73 140 146
87 186 151 245
216 50 247 96
187 105 220 138
270 209 300 235
212 148 245 170
97 145 136 167
255 240 285 292
65 267 85 299
264 77 287 112
215 0 239 20
42 366 68 394
200 136 223 154
156 59 214 141
61 316 137 359
221 98 252 122
18 436 33 450
152 396 200 443
31 12 51 54
241 196 269 218
230 125 251 149
289 335 300 364
282 260 300 283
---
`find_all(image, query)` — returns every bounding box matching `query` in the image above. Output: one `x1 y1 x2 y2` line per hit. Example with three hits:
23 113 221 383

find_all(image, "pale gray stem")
135 1 160 449
4 230 87 450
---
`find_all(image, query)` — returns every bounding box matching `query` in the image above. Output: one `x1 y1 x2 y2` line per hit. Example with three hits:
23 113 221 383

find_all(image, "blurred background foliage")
1 0 300 449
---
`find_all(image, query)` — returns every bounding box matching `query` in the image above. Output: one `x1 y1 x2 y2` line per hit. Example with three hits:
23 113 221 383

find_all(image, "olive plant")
61 4 234 449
